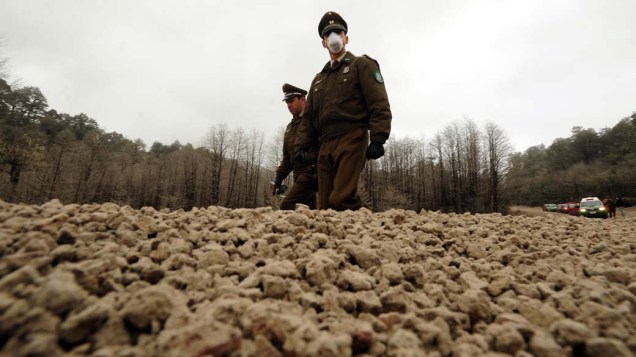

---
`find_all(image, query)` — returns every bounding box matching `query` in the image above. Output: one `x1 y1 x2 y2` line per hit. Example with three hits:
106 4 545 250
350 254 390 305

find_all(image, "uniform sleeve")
295 77 320 159
275 125 292 179
358 56 392 144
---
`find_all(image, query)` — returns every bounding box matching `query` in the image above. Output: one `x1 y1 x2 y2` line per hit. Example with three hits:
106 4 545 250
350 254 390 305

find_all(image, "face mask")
326 32 344 54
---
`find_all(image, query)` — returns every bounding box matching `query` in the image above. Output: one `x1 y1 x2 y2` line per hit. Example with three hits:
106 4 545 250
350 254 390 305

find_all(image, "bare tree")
432 119 486 213
462 118 481 212
361 158 380 210
43 129 74 200
266 126 285 171
72 131 99 202
225 127 245 207
483 121 512 212
180 144 197 210
412 139 427 211
382 137 419 210
430 133 447 210
245 129 265 207
203 123 229 205
440 123 464 212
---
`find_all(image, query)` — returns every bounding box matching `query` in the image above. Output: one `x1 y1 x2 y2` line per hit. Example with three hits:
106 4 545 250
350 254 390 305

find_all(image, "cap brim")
321 24 347 37
282 92 305 101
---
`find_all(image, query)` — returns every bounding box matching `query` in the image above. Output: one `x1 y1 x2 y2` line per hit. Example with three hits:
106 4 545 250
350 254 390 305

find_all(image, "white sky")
1 0 635 152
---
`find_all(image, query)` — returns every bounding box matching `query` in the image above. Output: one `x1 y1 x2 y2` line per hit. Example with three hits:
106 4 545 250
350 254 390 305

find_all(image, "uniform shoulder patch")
374 70 384 83
360 54 383 83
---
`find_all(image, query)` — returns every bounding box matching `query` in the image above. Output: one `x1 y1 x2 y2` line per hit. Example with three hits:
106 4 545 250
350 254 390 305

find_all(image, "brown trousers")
317 128 368 211
280 170 316 210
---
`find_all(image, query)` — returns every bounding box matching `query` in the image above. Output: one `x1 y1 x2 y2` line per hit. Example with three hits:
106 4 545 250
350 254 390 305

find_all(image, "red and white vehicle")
559 202 580 216
579 197 608 219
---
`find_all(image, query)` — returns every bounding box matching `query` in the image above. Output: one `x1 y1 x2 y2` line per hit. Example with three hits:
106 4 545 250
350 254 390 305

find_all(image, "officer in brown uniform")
272 83 317 210
295 11 391 211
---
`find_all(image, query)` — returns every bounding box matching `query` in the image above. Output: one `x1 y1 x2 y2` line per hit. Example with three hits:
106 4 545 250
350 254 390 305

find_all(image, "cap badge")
329 20 334 24
343 66 350 74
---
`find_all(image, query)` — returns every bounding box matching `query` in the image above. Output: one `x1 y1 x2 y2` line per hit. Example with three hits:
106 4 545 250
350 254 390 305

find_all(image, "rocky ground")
1 199 635 357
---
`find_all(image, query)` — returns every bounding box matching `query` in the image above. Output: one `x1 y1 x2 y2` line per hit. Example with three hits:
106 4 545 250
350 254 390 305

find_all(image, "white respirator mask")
326 32 344 54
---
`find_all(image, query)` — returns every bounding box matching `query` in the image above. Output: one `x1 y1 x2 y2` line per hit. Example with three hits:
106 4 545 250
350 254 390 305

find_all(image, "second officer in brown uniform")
272 83 317 210
295 11 391 211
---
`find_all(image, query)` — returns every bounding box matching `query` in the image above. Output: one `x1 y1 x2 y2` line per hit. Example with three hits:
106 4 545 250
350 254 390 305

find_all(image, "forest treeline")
1 75 634 212
505 114 636 205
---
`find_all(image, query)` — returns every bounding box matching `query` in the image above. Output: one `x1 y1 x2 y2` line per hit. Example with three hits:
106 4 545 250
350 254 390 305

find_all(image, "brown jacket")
297 51 392 149
276 113 315 179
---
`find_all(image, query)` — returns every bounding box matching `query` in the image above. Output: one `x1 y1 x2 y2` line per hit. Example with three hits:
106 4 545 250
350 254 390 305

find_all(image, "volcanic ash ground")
1 199 635 356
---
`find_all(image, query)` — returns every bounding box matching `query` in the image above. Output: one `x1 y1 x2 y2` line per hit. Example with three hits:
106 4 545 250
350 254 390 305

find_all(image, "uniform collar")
323 51 354 71
292 112 303 121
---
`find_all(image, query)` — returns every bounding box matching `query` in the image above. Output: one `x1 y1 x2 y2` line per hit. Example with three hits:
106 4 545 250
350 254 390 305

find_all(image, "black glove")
366 141 384 160
294 149 308 165
274 184 288 196
272 173 285 195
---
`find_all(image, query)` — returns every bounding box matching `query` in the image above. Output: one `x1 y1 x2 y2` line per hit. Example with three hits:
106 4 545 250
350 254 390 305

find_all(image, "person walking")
605 197 616 218
616 196 625 217
272 83 317 210
295 11 392 211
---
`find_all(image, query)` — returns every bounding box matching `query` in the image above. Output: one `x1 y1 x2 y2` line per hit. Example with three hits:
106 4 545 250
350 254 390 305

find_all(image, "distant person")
616 196 625 217
271 83 317 210
295 11 392 211
605 197 616 218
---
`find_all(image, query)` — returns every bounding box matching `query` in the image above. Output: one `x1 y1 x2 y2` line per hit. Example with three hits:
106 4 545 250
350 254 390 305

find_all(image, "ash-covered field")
1 199 635 357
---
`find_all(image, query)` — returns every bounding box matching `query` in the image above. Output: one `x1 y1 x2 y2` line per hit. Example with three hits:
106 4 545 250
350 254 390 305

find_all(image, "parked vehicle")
579 197 608 219
542 203 558 212
559 202 580 216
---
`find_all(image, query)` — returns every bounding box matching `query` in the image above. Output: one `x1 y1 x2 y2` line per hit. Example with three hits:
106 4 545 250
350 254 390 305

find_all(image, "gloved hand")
273 184 288 196
272 173 285 195
366 141 384 160
294 149 308 165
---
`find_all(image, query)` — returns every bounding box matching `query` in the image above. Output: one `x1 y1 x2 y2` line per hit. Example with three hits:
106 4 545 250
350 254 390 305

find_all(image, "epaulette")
362 54 380 68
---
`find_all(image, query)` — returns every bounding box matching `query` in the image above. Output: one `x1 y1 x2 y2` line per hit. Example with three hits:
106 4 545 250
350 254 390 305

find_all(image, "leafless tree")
42 129 74 200
245 129 265 207
483 121 512 212
462 118 481 212
430 133 447 210
265 126 290 208
266 126 285 171
204 123 230 205
225 127 245 207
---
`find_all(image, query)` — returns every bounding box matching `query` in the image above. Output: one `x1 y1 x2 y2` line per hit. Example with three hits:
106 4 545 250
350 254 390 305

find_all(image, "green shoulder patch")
374 70 384 83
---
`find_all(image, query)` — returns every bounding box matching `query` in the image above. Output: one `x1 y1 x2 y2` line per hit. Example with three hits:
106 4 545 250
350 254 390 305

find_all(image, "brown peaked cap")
318 11 348 38
282 83 307 101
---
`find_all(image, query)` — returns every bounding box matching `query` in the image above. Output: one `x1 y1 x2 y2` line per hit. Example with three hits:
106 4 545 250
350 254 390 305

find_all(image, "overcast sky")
1 0 635 152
